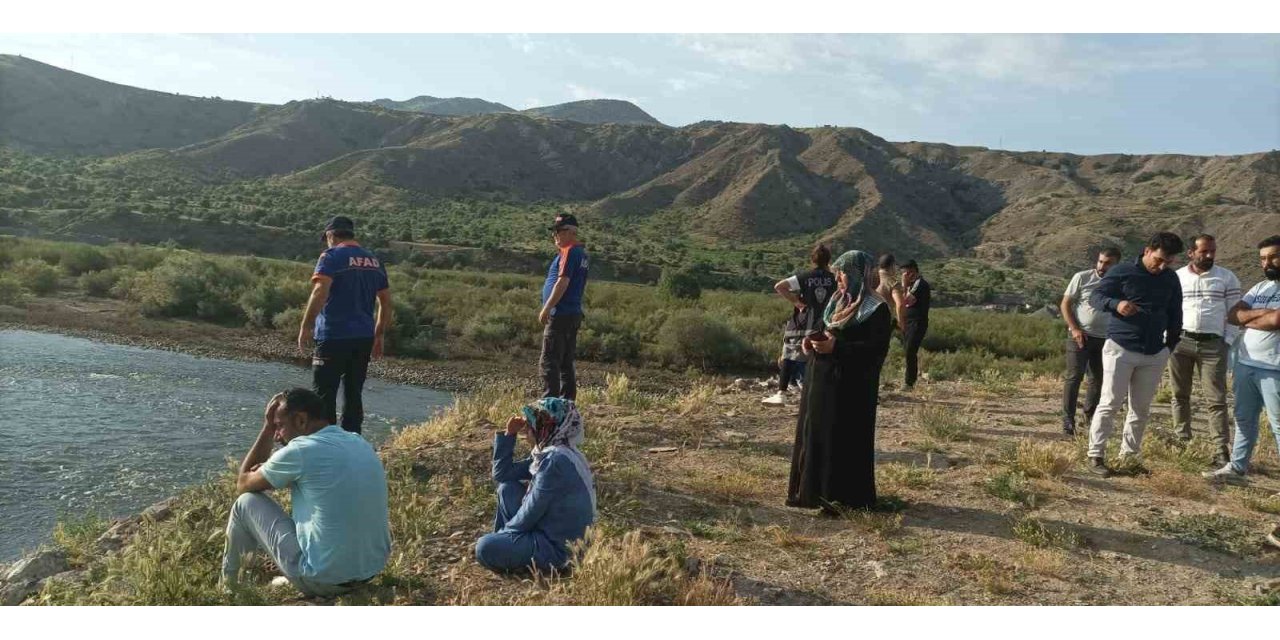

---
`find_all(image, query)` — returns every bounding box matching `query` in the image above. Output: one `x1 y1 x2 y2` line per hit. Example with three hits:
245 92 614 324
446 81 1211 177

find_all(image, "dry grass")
528 530 740 606
1006 440 1076 478
1234 489 1280 515
948 552 1020 595
865 587 952 606
876 463 936 494
672 379 719 416
603 373 655 410
1011 516 1082 549
1142 469 1211 501
681 468 769 504
914 403 975 442
388 386 525 450
757 524 819 550
1014 548 1071 579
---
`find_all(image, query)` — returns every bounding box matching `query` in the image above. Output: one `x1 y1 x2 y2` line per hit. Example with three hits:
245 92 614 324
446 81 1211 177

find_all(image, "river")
0 329 452 561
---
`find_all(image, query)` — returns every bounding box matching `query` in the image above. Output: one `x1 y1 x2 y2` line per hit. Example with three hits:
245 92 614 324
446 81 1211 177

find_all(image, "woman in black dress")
786 250 893 513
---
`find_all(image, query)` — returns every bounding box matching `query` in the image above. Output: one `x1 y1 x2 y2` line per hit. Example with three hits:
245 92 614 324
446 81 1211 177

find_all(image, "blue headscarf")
822 250 885 330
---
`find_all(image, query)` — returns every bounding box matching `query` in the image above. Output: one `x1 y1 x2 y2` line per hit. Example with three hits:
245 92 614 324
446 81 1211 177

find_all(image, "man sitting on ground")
222 388 391 597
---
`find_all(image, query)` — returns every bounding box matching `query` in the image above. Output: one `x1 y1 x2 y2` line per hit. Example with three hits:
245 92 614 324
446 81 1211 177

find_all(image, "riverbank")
10 366 1280 605
0 294 696 394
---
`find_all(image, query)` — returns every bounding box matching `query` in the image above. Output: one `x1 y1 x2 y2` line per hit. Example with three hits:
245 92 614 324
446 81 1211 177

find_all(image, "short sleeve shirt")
312 242 389 341
1064 269 1109 338
1238 280 1280 371
260 425 391 583
541 244 589 316
785 268 836 331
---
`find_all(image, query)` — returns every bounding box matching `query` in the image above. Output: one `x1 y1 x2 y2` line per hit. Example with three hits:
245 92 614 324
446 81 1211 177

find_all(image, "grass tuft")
985 470 1041 508
915 403 975 442
1011 516 1081 549
1139 513 1258 556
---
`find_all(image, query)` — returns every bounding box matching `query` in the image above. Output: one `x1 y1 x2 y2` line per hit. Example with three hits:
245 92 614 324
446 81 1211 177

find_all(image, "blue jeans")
1229 363 1280 474
474 481 567 573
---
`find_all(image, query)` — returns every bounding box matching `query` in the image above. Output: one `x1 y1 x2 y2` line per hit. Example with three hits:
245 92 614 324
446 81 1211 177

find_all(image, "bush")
658 267 701 300
238 281 309 328
61 245 111 276
13 258 60 294
128 254 252 323
272 308 303 334
0 272 28 305
461 305 535 350
652 309 758 372
79 269 120 297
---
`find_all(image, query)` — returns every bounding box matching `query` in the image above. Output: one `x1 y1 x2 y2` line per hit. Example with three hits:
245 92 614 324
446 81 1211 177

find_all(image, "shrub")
272 308 303 335
60 245 111 276
13 258 60 294
652 309 758 372
0 271 28 305
79 269 120 297
128 254 252 323
658 267 701 300
915 403 974 442
237 281 309 328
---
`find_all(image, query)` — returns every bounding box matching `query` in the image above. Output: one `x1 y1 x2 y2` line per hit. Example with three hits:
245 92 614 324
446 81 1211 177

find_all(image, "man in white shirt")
1204 235 1280 485
1168 234 1242 467
1059 248 1121 436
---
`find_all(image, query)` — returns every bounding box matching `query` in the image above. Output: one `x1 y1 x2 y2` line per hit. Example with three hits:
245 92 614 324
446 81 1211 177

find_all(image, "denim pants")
474 481 567 573
312 337 375 434
779 359 806 391
1087 340 1170 459
1228 363 1280 474
221 492 355 597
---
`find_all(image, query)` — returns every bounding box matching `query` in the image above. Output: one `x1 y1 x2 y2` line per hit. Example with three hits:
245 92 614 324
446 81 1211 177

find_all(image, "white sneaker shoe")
761 392 786 407
1201 463 1247 485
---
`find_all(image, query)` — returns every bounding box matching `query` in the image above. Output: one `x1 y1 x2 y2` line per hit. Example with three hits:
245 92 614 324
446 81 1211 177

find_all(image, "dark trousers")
1063 335 1105 428
312 337 374 434
779 359 806 391
540 314 583 401
903 319 928 387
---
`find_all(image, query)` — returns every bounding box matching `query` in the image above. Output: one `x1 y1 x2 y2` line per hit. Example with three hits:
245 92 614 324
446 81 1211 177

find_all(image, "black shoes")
1063 422 1076 437
1088 457 1111 478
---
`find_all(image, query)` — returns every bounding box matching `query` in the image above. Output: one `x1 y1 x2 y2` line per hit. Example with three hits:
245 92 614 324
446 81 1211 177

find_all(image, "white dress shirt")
1176 264 1242 343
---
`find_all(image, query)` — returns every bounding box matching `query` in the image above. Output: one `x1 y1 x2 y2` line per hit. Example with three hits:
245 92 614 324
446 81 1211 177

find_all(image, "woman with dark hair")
786 250 893 513
475 398 596 573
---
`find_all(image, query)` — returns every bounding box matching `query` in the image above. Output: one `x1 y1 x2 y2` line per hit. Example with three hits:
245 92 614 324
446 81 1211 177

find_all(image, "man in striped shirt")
1168 234 1241 467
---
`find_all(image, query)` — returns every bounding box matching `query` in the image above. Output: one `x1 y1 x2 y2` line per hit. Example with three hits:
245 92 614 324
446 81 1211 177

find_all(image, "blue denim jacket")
491 434 595 553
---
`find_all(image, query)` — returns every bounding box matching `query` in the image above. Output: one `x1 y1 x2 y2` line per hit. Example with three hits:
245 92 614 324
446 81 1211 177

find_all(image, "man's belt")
1182 331 1221 341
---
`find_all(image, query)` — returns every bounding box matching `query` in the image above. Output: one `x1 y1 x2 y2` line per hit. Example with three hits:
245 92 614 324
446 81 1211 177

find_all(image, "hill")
0 54 263 155
3 57 1278 286
522 99 665 126
372 95 514 116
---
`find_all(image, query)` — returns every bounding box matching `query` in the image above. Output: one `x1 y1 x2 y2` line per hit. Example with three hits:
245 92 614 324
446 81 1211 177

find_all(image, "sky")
1 33 1277 156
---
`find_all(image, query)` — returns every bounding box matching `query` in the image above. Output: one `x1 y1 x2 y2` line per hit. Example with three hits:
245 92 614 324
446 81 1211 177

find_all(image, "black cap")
549 213 579 231
322 216 355 241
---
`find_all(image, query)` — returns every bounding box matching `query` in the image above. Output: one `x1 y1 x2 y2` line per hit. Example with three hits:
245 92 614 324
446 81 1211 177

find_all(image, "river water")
0 329 452 561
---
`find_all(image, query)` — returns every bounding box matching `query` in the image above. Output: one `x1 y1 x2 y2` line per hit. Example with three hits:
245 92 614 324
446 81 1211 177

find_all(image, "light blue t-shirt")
260 425 391 584
1238 280 1280 372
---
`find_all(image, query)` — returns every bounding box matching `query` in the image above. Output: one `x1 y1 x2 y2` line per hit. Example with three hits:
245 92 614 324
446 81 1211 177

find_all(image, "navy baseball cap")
321 216 355 241
550 213 579 231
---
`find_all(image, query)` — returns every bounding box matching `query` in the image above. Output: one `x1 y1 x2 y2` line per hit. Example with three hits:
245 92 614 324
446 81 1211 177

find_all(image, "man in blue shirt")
538 213 589 400
298 216 392 434
1086 231 1184 477
221 388 391 597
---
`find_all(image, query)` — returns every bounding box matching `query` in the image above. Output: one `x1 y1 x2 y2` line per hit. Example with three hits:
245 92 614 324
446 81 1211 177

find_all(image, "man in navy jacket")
1085 231 1184 477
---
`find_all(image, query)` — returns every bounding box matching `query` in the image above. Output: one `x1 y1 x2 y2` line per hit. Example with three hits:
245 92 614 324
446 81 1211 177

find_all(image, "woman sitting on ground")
787 250 893 513
475 397 596 573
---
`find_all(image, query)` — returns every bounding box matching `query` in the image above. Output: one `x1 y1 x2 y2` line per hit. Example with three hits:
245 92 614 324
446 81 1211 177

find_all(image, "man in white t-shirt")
1168 234 1242 467
1060 248 1121 435
1204 235 1280 485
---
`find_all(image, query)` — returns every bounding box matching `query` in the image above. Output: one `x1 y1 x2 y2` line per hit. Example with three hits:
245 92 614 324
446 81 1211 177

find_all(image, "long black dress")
787 303 892 512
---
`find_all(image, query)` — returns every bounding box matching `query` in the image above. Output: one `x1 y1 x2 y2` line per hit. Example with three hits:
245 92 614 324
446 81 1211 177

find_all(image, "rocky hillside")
523 99 665 126
372 95 514 116
0 54 263 155
4 56 1278 278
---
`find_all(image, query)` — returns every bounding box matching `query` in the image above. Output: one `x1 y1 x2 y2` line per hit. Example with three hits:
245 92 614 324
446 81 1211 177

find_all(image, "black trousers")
778 359 806 391
1062 335 1105 428
539 314 583 400
903 319 928 387
312 337 374 434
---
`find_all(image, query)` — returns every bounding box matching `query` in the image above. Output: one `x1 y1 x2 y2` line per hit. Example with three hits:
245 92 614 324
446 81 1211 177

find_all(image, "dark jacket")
1089 258 1182 355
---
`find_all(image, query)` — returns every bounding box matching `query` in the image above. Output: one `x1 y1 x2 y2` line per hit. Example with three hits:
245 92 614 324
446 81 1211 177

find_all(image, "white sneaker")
1201 463 1247 485
761 392 786 407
